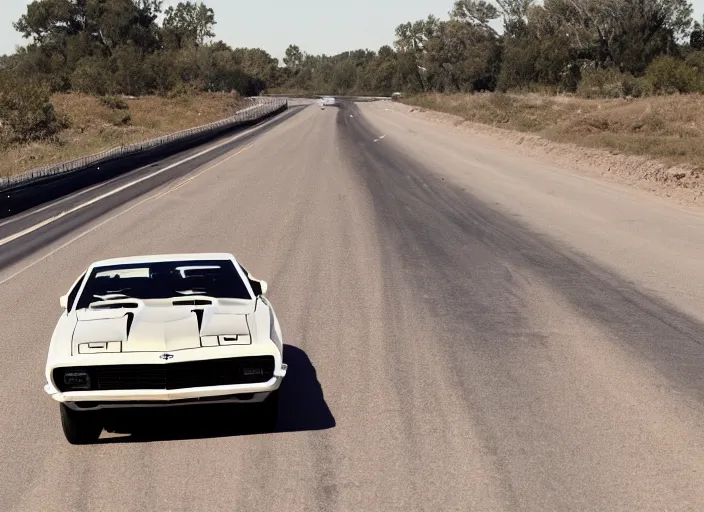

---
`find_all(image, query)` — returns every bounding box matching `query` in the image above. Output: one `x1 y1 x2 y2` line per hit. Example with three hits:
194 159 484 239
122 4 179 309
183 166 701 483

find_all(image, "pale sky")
1 0 703 61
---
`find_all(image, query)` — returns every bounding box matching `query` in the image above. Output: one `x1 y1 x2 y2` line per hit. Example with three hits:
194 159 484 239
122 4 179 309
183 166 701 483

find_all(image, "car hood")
72 302 255 354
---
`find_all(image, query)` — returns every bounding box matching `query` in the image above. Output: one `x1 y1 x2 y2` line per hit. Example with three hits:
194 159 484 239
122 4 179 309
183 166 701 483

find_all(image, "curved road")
2 100 704 511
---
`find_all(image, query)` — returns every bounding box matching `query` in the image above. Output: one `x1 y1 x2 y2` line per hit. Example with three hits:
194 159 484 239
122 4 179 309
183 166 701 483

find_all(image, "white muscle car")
44 253 287 444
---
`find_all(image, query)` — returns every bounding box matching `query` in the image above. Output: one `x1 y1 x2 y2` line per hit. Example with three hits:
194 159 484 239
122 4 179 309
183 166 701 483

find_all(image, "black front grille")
53 356 275 392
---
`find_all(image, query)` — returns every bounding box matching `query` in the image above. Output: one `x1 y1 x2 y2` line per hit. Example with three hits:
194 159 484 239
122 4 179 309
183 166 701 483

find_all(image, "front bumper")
45 364 287 411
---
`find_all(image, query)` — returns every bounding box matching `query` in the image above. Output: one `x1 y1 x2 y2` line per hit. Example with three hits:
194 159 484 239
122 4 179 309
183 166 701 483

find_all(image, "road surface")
2 99 704 511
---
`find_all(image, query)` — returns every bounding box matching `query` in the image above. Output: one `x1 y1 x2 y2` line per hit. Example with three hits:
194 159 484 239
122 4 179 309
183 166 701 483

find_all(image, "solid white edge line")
0 104 272 229
0 177 111 229
0 106 289 247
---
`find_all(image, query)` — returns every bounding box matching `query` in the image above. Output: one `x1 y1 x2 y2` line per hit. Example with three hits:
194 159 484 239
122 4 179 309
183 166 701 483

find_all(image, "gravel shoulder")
394 97 704 208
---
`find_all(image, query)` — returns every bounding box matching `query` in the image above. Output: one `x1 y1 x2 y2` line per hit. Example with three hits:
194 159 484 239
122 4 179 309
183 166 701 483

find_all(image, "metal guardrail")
0 96 287 192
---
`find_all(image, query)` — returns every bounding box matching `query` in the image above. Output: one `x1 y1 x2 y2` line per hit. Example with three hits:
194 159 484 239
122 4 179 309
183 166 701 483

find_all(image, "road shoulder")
381 99 703 210
354 100 704 325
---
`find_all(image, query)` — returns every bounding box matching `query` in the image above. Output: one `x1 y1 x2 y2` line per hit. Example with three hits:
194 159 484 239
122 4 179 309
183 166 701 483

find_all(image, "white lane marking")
0 110 285 247
0 176 111 229
0 128 267 230
0 144 253 287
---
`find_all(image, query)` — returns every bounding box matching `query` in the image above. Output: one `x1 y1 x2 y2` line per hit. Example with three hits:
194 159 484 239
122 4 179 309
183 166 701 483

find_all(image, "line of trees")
2 0 704 143
1 0 279 97
280 0 704 98
7 0 704 101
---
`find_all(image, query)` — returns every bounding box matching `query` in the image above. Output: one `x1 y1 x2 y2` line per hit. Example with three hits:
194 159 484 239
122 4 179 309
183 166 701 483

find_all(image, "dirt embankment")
1 92 245 178
399 93 704 207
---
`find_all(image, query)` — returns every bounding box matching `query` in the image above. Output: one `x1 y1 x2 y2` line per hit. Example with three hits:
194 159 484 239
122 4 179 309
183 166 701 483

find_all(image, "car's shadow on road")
95 345 335 443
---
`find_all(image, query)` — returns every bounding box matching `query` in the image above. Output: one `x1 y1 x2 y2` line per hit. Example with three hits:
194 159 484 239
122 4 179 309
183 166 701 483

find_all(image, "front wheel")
60 404 103 445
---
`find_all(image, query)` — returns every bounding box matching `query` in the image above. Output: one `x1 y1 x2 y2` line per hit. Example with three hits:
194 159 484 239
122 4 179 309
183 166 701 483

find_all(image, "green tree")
163 1 216 49
547 0 693 75
14 0 163 55
283 45 303 71
233 48 278 85
112 42 150 96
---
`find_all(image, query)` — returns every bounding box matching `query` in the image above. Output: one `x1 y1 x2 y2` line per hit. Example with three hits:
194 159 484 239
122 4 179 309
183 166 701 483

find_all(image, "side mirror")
59 294 68 309
259 280 268 295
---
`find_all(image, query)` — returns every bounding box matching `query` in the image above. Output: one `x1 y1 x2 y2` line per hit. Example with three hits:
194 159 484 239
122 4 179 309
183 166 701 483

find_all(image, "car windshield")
74 259 251 309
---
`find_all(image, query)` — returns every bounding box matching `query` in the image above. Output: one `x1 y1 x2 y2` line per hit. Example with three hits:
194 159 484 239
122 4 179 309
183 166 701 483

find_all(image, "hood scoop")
192 308 204 330
125 311 135 338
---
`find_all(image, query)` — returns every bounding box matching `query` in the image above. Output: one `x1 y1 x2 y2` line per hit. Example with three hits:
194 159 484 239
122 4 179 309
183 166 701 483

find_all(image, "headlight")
51 366 98 393
63 371 91 390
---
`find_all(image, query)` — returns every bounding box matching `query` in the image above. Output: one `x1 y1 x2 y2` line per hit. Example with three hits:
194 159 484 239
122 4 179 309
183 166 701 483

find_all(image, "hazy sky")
1 0 704 61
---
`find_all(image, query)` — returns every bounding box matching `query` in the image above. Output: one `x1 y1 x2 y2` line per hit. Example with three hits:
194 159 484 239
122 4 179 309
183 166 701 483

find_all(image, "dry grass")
402 92 704 170
0 91 245 178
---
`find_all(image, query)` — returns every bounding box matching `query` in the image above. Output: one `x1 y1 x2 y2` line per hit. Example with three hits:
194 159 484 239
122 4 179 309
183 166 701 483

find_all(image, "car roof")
90 253 237 268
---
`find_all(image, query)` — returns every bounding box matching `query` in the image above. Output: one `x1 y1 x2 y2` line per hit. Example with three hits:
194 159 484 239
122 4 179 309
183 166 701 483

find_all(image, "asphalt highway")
2 99 704 511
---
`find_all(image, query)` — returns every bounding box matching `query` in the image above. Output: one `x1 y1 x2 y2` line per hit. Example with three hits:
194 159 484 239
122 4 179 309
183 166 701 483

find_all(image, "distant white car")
44 253 287 444
320 96 335 109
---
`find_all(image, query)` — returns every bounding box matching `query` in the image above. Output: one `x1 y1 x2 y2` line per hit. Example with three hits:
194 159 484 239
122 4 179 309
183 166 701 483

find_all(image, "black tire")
60 404 103 445
257 390 279 432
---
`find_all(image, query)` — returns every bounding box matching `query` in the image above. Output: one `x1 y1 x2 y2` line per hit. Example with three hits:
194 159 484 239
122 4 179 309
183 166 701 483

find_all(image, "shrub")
0 71 68 143
621 74 654 98
166 80 203 99
99 95 129 110
108 111 132 126
645 56 701 94
577 67 655 98
71 57 115 95
684 51 704 73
